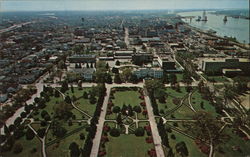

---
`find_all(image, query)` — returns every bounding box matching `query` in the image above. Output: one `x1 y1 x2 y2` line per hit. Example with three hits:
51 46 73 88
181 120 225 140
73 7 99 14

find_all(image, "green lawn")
112 90 142 107
46 122 85 144
104 122 117 128
203 75 229 83
191 90 218 117
176 73 183 82
46 128 87 157
0 134 42 157
106 134 153 157
67 88 97 117
166 104 195 119
138 121 150 128
168 130 207 157
158 87 188 116
215 126 250 157
74 98 96 116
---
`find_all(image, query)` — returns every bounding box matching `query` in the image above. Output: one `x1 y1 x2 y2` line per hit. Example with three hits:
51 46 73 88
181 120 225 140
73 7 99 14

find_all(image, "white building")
133 68 163 79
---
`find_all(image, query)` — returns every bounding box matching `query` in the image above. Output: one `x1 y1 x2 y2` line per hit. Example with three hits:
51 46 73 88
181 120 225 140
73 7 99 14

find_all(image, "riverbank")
178 11 250 44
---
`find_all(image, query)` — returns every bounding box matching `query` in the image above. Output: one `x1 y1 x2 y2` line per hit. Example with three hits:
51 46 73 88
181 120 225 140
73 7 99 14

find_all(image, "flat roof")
203 58 250 62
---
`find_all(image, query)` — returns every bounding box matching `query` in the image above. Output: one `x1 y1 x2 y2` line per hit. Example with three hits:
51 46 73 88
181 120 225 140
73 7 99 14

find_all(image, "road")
0 21 35 34
124 27 129 47
0 71 50 134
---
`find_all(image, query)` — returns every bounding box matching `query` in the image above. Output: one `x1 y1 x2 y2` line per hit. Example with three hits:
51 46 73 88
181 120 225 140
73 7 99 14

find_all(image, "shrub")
110 128 120 137
13 143 23 154
135 127 145 136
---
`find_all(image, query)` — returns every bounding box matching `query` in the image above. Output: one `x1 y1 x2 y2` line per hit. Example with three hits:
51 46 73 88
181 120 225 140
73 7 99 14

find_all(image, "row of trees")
82 83 106 157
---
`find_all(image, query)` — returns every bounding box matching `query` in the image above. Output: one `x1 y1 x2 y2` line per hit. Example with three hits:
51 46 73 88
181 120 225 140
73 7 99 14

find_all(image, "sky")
0 0 249 12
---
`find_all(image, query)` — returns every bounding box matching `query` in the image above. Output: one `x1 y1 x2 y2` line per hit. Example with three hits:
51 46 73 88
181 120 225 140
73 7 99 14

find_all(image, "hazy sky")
1 0 249 12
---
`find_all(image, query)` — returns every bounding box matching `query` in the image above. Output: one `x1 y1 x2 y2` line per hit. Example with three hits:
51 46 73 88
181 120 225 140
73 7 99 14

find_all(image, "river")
178 11 250 44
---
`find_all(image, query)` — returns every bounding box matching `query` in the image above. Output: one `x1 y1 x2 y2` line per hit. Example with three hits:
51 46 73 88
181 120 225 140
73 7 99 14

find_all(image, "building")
70 68 95 81
157 55 176 72
133 68 163 79
68 55 96 63
114 50 134 59
201 58 250 75
132 52 154 65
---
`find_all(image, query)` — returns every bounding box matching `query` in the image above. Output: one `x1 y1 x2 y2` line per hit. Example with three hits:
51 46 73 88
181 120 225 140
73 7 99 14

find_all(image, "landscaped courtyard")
0 84 100 157
98 87 156 157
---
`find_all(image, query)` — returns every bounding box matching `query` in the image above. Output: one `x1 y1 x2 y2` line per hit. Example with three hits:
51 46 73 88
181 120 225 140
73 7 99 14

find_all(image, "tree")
175 141 189 157
89 93 97 104
54 101 73 119
115 60 120 66
134 127 145 136
4 124 10 135
13 143 23 154
26 128 35 140
105 73 113 84
112 106 121 113
116 113 123 125
69 142 81 157
61 81 69 93
169 74 177 85
130 74 138 83
121 68 132 82
110 128 120 137
189 111 229 157
54 90 60 97
37 128 46 138
65 95 72 104
112 67 119 74
80 133 85 140
83 91 88 99
71 85 74 93
106 63 109 70
114 74 122 84
133 106 142 113
41 110 48 118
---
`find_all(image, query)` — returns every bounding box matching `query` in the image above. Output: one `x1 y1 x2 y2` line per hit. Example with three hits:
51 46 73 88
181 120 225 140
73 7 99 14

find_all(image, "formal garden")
98 87 156 157
145 79 250 157
0 82 106 157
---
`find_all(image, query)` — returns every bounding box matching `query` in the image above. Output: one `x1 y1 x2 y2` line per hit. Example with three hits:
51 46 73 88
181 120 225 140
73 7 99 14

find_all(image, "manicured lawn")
1 134 42 157
30 123 41 132
203 75 229 83
176 73 183 82
67 88 97 116
168 130 207 157
112 90 141 107
166 104 195 119
158 87 188 116
46 128 87 157
215 126 250 157
138 121 150 128
104 122 117 128
191 90 218 117
165 87 187 98
106 134 153 157
74 98 96 116
46 122 86 144
137 112 148 120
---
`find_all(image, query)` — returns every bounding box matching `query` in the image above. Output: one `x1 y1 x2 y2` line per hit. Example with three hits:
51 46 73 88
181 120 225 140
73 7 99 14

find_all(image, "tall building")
201 58 250 76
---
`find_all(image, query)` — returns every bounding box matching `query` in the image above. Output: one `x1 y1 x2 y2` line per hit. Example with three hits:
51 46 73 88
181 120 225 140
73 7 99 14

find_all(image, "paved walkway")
90 86 111 157
144 91 165 157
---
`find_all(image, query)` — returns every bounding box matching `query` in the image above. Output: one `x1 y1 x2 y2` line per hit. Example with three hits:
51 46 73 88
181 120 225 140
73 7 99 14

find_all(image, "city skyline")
1 0 249 12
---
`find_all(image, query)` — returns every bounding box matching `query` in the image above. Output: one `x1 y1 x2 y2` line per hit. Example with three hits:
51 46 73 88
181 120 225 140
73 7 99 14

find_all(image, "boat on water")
223 16 228 22
207 29 217 34
196 11 208 22
196 16 201 21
